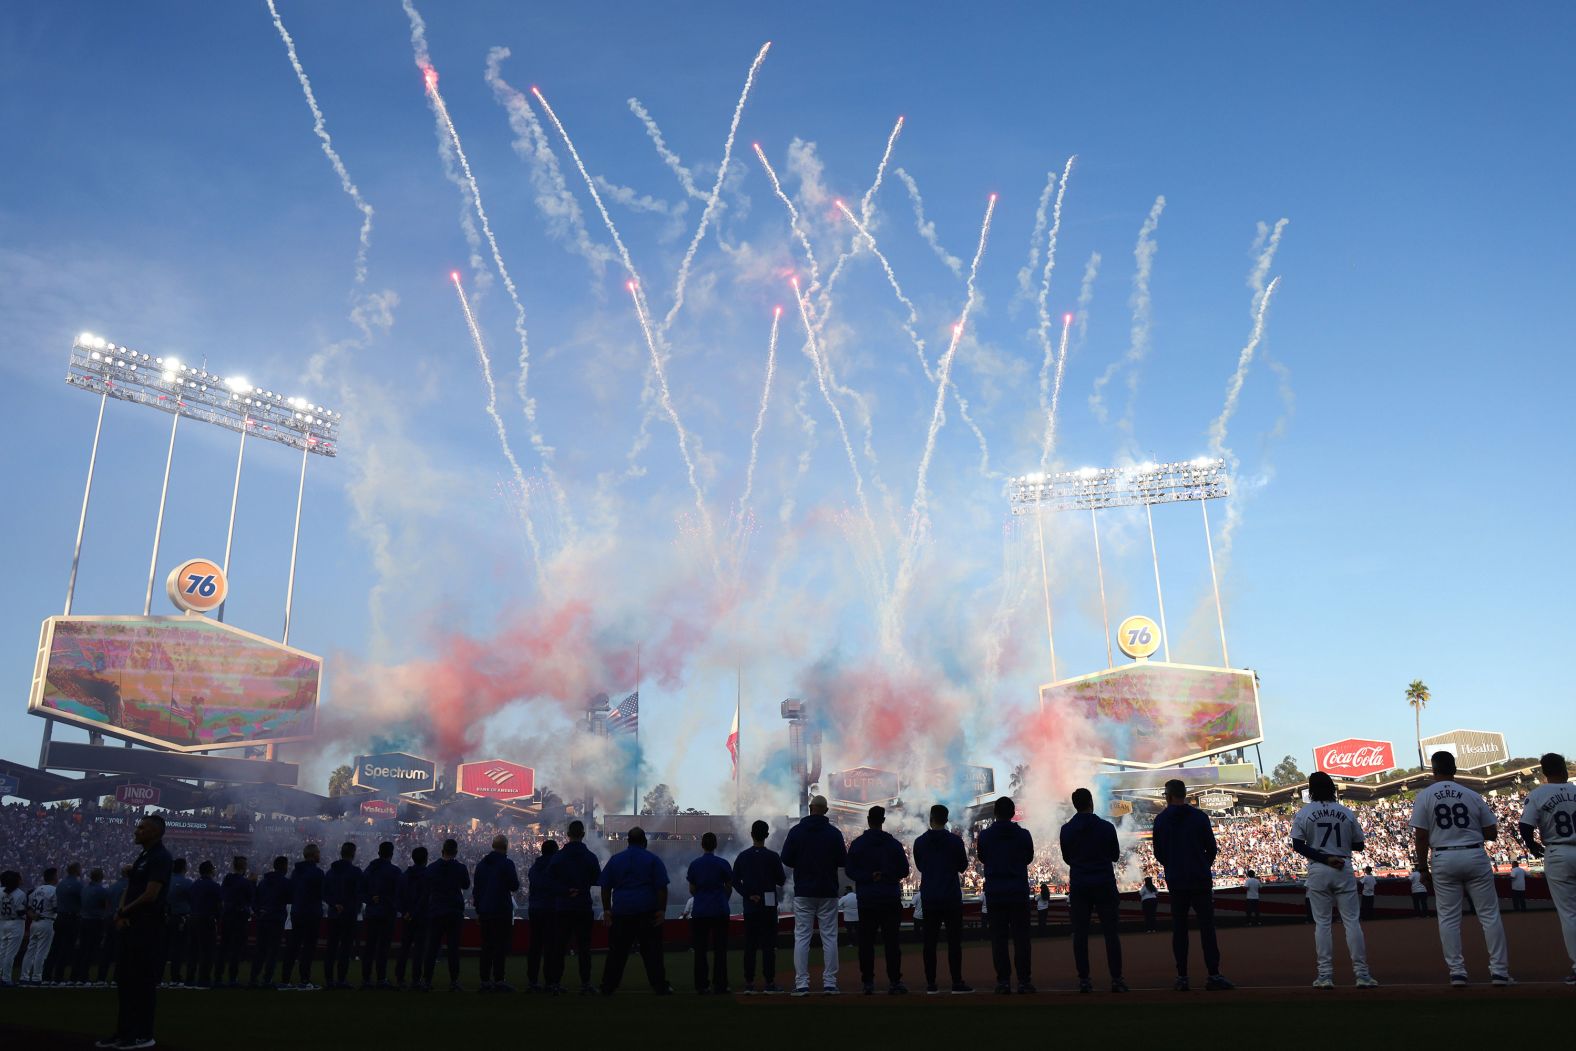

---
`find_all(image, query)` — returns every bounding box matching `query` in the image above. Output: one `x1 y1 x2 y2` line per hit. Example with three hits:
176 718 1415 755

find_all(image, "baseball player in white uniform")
0 870 26 986
1410 750 1512 985
1517 751 1576 984
21 867 59 985
1291 772 1379 988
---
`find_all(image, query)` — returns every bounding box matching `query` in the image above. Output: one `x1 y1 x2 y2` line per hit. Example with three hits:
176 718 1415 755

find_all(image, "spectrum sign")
456 759 536 800
1314 739 1396 778
352 752 436 794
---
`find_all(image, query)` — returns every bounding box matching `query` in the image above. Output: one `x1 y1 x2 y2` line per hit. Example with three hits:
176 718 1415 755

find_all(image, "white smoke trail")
817 116 906 311
1089 195 1165 431
485 49 613 277
265 0 374 288
594 177 678 215
858 116 904 226
791 279 884 578
1208 274 1282 461
752 143 820 289
628 97 706 202
737 307 782 548
1039 313 1074 473
1248 218 1289 312
452 274 544 582
1075 250 1101 344
659 41 771 338
627 281 720 573
894 167 963 277
1017 169 1055 303
889 194 997 634
1032 156 1075 443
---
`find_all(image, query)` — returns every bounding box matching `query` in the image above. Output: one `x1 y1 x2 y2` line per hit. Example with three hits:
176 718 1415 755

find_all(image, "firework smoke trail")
1075 251 1101 344
452 273 544 583
1017 170 1056 302
627 281 721 575
1089 195 1165 431
1249 218 1289 311
817 116 906 312
1208 275 1282 462
265 0 373 288
791 278 886 581
659 41 771 338
858 117 904 224
486 49 612 278
1039 313 1074 473
752 143 821 291
737 306 782 545
1033 156 1076 411
628 98 705 202
888 194 997 639
894 167 963 277
834 199 993 473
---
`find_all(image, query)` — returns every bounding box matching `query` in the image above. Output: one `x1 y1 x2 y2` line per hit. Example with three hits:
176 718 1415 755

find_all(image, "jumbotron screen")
29 615 320 752
1039 662 1262 768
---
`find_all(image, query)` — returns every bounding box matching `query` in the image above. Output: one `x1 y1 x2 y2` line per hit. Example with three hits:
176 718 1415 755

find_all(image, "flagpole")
632 643 640 817
735 667 742 820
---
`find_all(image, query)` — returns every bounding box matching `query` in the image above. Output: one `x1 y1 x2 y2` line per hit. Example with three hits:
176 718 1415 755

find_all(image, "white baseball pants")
20 918 54 982
0 920 23 983
1306 862 1371 980
792 896 840 990
1432 848 1509 977
1545 845 1576 974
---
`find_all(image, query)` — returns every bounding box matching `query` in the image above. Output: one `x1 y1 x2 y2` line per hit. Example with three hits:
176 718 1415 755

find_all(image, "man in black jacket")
393 847 429 990
732 821 786 994
846 805 909 995
217 856 254 988
249 856 290 988
544 821 601 995
360 842 400 989
472 835 522 993
423 839 471 993
1059 788 1127 993
322 843 363 990
524 840 557 993
975 796 1034 994
913 804 971 994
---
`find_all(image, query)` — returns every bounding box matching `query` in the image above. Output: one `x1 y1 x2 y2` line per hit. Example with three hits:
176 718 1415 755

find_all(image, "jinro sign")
456 760 536 800
1314 739 1396 778
1420 729 1509 772
115 783 161 806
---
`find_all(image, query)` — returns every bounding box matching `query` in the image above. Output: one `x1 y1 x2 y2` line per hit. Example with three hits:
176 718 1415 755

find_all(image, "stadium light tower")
1008 458 1231 673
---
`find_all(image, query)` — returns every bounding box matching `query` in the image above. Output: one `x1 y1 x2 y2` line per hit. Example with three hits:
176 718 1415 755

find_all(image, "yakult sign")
1314 739 1396 778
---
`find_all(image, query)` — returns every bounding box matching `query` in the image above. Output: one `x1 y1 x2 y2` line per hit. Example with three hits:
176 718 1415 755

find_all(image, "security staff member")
733 820 787 994
546 821 602 995
360 842 401 989
524 840 558 992
1059 788 1127 993
393 846 430 990
687 832 734 995
250 856 290 988
217 857 254 987
159 859 192 986
423 839 471 992
76 869 110 985
279 844 325 990
323 842 364 989
97 814 172 1050
473 834 521 993
187 860 221 988
1152 780 1234 991
913 804 971 994
976 796 1035 994
598 828 671 996
846 805 909 995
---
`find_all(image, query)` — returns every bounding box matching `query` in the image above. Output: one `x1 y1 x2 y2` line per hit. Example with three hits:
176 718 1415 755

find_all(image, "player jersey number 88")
1408 781 1495 849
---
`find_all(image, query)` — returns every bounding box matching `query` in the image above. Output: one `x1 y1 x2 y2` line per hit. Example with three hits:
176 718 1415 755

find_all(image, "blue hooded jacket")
845 828 909 905
289 861 324 916
1058 811 1120 891
324 858 364 916
190 876 221 919
781 814 847 899
975 819 1034 900
166 873 193 916
546 842 601 913
220 872 255 915
424 857 471 919
912 828 968 905
397 862 428 918
525 854 557 913
255 870 290 918
1150 804 1216 892
362 857 401 919
55 875 83 915
685 853 733 918
472 851 521 916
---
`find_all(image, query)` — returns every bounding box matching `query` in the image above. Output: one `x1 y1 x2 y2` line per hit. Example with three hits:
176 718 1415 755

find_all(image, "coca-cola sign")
115 783 161 806
1314 739 1396 778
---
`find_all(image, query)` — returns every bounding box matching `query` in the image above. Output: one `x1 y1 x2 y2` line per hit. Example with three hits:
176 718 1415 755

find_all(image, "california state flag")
726 704 740 778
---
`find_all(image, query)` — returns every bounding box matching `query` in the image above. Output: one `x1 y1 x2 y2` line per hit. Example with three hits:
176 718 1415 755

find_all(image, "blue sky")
1 2 1572 812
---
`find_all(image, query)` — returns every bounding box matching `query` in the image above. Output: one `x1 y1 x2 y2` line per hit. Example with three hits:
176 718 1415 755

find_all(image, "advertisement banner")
456 760 536 800
1420 729 1509 772
1314 739 1396 778
1040 662 1263 768
0 775 18 799
352 752 436 794
360 799 397 818
30 615 320 752
114 783 161 807
827 766 901 805
922 764 996 799
1196 790 1237 811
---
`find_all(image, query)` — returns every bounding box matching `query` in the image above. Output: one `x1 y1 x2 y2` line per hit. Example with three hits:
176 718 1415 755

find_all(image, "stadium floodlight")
67 333 340 457
1008 457 1228 515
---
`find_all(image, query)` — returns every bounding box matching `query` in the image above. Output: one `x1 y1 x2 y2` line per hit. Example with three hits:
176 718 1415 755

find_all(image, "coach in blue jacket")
598 828 670 996
913 803 971 993
393 846 429 989
1059 788 1127 993
322 842 363 990
976 796 1035 994
423 839 471 992
280 845 324 989
473 835 521 993
524 841 557 992
781 795 847 995
217 856 254 987
360 842 400 989
1150 779 1233 991
187 860 221 988
686 832 734 995
545 821 602 994
732 820 786 993
846 805 909 995
249 856 290 988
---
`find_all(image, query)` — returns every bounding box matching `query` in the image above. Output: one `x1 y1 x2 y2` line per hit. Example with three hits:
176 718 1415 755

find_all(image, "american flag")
608 691 639 734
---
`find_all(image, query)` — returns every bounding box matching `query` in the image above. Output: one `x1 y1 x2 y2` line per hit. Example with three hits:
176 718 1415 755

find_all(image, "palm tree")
1406 680 1430 768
